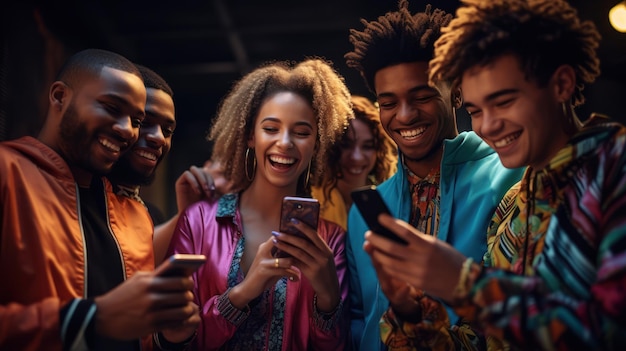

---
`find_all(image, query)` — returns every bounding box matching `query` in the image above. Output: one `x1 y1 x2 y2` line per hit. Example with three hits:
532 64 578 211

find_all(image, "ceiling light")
609 1 626 32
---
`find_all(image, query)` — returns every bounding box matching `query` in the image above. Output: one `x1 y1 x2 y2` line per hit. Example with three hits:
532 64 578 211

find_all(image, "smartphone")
155 254 207 277
350 185 408 245
273 196 320 258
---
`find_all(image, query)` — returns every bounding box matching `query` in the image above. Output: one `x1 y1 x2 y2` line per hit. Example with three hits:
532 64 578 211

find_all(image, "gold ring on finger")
275 257 280 268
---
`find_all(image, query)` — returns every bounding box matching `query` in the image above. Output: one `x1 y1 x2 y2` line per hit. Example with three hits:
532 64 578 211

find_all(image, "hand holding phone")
273 196 320 258
351 185 408 245
155 254 207 277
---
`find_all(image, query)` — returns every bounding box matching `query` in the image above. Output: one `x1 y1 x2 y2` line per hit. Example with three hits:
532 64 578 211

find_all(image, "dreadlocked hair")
208 58 353 194
430 0 601 107
345 0 452 93
315 95 397 202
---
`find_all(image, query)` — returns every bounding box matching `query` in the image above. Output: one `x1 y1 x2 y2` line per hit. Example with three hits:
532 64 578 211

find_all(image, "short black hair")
55 48 141 87
135 64 174 97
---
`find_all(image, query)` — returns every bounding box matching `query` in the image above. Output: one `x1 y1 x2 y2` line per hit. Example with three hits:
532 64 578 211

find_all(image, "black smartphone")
155 254 207 277
273 196 320 258
351 185 408 245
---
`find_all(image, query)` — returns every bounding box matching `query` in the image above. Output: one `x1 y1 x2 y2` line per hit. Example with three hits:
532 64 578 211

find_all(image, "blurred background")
2 0 625 217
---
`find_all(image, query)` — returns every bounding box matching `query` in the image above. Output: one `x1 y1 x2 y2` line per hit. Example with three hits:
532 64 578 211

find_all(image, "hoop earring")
245 148 256 181
561 100 579 132
304 159 312 188
561 101 568 119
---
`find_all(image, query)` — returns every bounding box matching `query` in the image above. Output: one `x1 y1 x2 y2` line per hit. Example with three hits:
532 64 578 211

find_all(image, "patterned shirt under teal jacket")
380 115 626 350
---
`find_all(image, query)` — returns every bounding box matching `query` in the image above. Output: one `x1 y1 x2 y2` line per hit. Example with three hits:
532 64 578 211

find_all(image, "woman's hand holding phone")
272 197 320 258
270 196 340 312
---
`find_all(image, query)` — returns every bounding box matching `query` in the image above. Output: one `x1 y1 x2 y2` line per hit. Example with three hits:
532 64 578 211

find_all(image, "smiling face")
111 87 176 185
248 91 317 193
58 66 146 177
338 118 376 187
462 54 569 170
374 62 456 177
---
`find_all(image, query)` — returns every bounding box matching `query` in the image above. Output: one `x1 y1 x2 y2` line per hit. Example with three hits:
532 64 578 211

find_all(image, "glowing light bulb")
609 1 626 33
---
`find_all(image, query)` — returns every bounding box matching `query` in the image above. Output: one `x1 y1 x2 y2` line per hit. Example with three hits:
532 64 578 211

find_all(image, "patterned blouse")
379 165 485 350
407 167 441 234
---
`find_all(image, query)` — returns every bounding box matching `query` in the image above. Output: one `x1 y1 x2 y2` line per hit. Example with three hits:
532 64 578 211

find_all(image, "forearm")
0 298 65 351
153 214 181 264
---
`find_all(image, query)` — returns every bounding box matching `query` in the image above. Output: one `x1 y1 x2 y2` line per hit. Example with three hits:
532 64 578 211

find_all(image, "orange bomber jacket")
0 136 155 351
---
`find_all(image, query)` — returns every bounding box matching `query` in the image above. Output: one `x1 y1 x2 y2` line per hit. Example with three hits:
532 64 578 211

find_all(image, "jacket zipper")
77 180 140 349
100 179 138 349
100 179 127 281
75 183 89 298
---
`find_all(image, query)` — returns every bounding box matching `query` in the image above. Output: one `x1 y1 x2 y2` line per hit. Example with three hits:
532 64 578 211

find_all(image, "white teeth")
494 132 520 148
136 150 157 161
399 127 426 139
348 167 365 175
269 155 295 165
99 138 120 152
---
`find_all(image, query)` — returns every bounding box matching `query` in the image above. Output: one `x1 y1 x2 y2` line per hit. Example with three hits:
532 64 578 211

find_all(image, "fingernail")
272 238 278 244
271 231 280 237
209 184 216 191
290 218 300 224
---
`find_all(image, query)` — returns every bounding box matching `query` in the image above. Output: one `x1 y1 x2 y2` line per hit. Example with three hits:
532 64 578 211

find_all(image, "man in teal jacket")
344 2 524 349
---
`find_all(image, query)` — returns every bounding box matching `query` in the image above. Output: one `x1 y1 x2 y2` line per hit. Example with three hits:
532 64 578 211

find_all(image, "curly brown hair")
345 0 452 94
208 58 352 194
429 0 601 107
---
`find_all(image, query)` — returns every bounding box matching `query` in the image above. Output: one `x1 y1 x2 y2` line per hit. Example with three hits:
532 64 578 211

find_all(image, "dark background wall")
2 0 625 217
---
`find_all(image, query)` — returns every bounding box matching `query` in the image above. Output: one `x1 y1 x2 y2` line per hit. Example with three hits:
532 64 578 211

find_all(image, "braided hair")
345 0 452 93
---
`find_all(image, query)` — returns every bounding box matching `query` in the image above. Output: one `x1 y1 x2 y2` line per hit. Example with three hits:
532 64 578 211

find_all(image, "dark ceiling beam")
111 20 354 42
213 0 251 74
75 1 136 57
158 62 241 75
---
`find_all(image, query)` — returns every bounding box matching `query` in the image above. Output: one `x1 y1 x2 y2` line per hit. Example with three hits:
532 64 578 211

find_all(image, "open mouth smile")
99 137 122 152
269 155 296 169
135 149 159 161
493 131 521 148
399 126 426 140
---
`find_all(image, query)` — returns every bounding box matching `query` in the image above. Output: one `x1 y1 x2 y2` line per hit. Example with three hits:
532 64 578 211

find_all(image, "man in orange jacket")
0 49 199 351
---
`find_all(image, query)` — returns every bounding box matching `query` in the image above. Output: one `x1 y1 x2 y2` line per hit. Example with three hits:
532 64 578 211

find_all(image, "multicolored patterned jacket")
464 115 626 350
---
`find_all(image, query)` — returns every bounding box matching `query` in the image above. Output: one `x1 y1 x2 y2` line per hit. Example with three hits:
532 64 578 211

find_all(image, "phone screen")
351 185 408 245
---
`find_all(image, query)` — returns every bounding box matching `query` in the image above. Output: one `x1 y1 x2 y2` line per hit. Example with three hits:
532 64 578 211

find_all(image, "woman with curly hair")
158 58 353 350
311 95 396 230
367 0 626 350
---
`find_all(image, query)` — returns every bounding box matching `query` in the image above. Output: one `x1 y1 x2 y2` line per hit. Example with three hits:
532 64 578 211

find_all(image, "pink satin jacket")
167 194 349 350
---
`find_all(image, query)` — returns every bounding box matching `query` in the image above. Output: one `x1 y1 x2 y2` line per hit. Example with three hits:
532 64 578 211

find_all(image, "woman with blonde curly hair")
312 95 396 230
158 58 353 350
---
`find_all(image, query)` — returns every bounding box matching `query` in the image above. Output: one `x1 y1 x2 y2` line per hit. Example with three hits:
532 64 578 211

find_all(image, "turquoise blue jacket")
347 131 524 350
